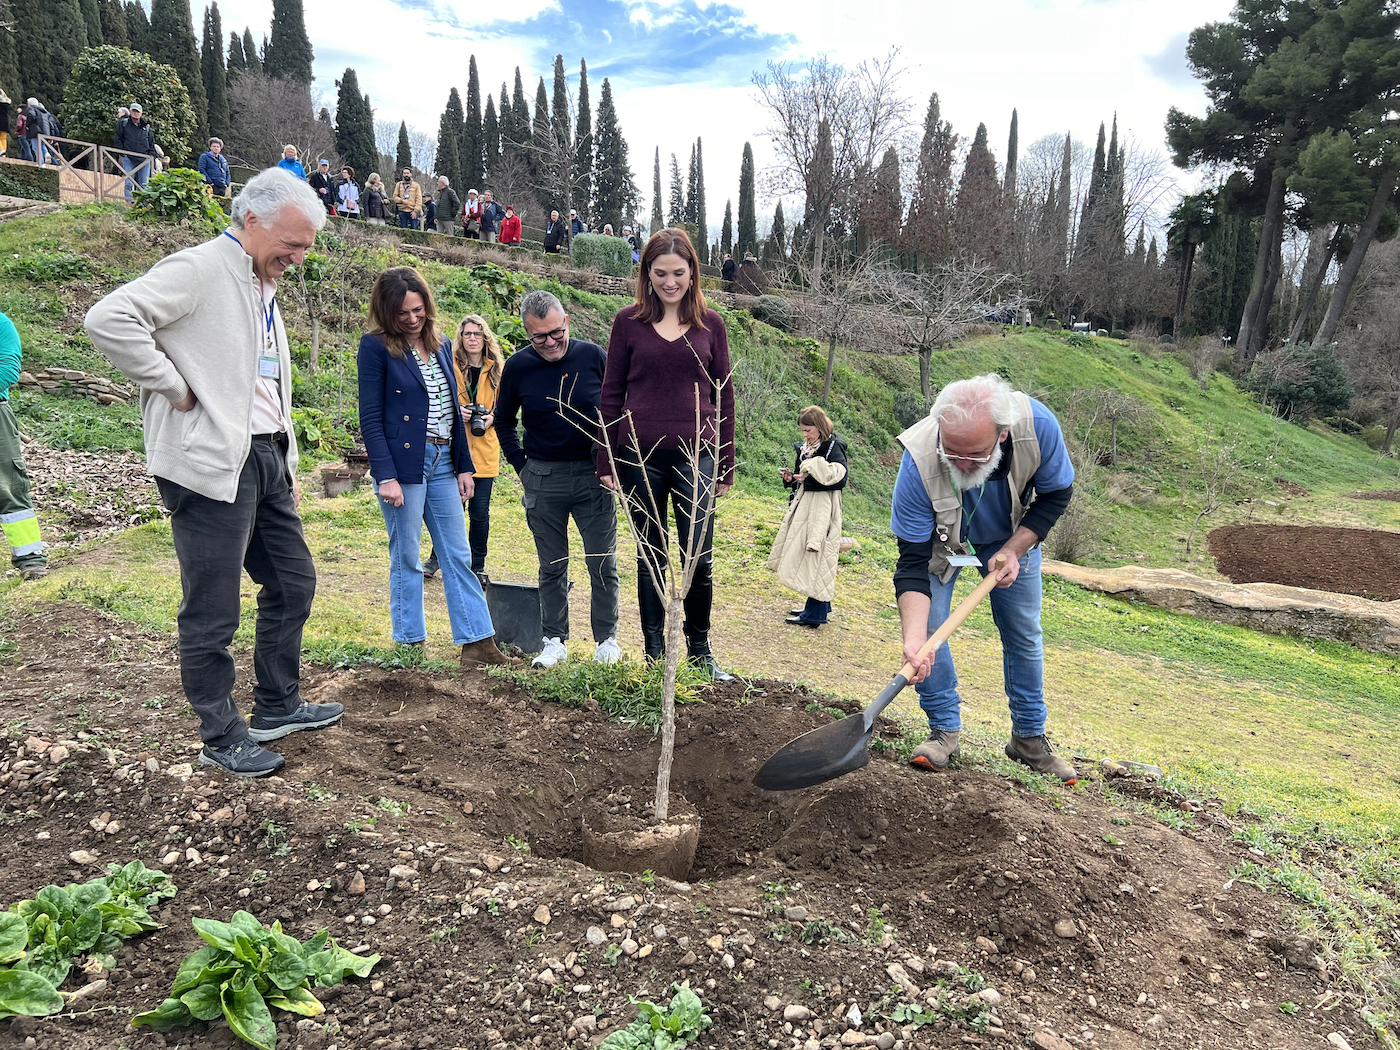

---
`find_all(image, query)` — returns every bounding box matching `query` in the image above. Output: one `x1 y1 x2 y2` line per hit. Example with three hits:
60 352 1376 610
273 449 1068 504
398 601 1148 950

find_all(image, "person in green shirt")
0 313 47 579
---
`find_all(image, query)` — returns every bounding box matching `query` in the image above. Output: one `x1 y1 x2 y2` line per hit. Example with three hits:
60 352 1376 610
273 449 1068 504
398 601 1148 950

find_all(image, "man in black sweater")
114 102 157 201
495 289 620 669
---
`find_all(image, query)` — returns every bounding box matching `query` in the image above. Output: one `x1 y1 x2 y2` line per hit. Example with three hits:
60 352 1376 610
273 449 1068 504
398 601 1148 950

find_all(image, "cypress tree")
550 54 570 148
904 92 958 265
226 31 244 77
650 147 663 233
863 145 902 252
684 143 697 224
591 77 632 234
396 120 411 173
531 76 550 191
241 27 260 76
99 0 128 47
0 0 20 109
953 122 1005 263
462 57 482 191
736 141 756 259
264 0 313 82
445 86 465 178
435 88 463 189
497 79 513 147
668 153 683 224
149 0 208 155
693 137 708 263
80 0 103 46
763 200 787 266
125 2 150 55
574 59 592 223
720 200 733 258
18 0 87 108
1004 108 1018 198
1078 121 1107 250
511 70 528 148
335 68 376 183
482 94 499 177
201 4 228 140
1055 132 1072 255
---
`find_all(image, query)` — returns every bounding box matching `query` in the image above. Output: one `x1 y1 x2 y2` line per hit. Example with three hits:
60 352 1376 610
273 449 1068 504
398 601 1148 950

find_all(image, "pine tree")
762 199 787 268
953 122 1005 263
443 86 465 185
0 0 20 108
201 4 228 140
650 147 664 234
80 0 103 46
482 94 499 177
435 105 461 189
904 92 958 265
264 0 312 82
18 0 87 108
125 2 150 55
241 27 260 76
511 70 528 148
462 57 483 191
335 69 376 182
693 137 708 264
99 0 128 47
574 59 592 223
720 200 733 258
149 0 207 154
736 142 757 259
396 121 411 172
668 153 683 225
1004 108 1018 198
531 75 550 189
591 78 633 234
226 31 245 77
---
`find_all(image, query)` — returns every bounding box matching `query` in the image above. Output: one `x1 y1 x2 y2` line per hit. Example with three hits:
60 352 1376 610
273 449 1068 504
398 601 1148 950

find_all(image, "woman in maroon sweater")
598 228 736 680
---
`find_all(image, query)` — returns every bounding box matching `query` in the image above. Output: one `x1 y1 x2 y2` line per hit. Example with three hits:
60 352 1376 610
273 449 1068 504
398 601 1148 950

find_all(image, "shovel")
754 555 1006 791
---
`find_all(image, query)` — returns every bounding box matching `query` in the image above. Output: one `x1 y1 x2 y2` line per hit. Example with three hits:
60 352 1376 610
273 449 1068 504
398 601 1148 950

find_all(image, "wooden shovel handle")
897 554 1006 681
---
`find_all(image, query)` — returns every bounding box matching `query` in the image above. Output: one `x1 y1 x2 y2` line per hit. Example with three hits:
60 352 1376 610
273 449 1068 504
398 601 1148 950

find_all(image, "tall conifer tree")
511 70 529 148
684 143 697 224
435 105 461 189
482 94 499 177
574 59 592 223
651 147 664 233
80 0 103 46
531 76 550 190
335 69 376 182
762 200 787 267
396 121 411 172
591 77 632 233
149 0 207 153
953 122 1005 262
462 57 483 191
18 0 87 107
125 2 150 55
1004 108 1018 197
736 142 756 259
442 86 465 185
693 137 708 263
201 4 228 139
226 31 245 77
99 0 128 47
241 27 260 75
720 200 733 257
550 54 570 147
668 153 683 224
0 0 20 109
264 0 313 82
904 92 958 264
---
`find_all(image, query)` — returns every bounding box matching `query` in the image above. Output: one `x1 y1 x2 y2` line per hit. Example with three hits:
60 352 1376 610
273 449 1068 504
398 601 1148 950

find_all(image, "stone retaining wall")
14 366 132 405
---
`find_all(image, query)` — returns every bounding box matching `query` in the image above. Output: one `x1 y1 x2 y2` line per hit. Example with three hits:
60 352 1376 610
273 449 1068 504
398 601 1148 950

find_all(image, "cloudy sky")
206 0 1233 232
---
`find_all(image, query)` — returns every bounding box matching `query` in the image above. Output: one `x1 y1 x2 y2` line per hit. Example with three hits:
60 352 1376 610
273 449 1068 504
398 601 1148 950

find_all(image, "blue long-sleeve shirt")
494 339 606 470
198 150 230 188
276 157 307 180
0 313 20 396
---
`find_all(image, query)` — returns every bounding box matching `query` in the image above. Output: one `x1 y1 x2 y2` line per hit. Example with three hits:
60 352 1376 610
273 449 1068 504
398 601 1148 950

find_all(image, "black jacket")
786 434 849 500
308 171 335 209
114 116 156 154
721 259 737 281
543 219 564 251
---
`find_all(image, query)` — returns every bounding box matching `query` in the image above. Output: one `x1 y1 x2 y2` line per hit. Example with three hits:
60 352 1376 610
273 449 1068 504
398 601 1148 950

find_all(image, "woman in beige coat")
770 406 848 628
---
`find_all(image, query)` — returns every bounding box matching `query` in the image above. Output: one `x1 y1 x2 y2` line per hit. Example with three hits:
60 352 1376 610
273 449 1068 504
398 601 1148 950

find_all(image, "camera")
466 403 489 438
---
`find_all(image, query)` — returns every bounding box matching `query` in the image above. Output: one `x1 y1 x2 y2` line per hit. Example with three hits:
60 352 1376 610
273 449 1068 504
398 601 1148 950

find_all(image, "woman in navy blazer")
357 267 514 667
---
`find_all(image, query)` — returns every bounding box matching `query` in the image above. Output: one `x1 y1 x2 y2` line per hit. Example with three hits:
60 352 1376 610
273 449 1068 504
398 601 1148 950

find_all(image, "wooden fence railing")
35 135 156 204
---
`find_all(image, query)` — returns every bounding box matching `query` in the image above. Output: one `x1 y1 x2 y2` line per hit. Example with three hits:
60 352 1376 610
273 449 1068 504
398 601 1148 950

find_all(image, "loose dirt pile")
0 602 1377 1050
1346 490 1400 502
1209 524 1400 601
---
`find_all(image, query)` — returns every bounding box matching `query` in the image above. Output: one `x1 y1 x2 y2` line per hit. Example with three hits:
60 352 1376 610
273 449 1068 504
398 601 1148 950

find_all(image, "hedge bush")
0 163 59 201
59 46 197 165
1110 329 1127 340
1043 318 1061 330
570 233 633 278
751 294 792 332
893 390 926 429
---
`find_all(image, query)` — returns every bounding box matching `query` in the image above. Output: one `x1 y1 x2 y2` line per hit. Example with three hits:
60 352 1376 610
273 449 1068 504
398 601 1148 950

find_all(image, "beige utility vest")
896 391 1042 584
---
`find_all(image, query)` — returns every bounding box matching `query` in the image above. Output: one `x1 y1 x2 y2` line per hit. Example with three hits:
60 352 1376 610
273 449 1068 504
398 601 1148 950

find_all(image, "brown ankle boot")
909 729 961 771
460 637 519 668
1005 734 1078 784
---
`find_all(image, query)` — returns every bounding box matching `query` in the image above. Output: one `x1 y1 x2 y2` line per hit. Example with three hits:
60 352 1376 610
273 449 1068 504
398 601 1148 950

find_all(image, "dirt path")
0 602 1378 1049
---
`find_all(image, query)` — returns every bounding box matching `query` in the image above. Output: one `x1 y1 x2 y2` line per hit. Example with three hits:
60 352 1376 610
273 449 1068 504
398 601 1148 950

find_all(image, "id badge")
258 355 280 379
942 539 980 568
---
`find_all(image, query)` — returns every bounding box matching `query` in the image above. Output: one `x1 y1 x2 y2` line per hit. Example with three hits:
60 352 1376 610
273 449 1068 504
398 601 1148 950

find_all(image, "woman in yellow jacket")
424 313 505 582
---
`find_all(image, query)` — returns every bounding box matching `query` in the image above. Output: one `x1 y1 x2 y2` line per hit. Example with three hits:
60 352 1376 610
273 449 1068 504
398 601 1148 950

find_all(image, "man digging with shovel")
891 373 1078 783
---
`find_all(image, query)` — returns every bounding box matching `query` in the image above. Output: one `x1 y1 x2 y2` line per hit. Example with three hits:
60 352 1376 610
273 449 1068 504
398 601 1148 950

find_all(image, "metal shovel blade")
753 675 907 791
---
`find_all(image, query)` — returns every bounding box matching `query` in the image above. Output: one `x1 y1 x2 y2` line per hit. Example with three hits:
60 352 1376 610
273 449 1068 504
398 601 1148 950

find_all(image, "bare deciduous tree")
226 73 337 169
407 128 438 174
1185 429 1243 555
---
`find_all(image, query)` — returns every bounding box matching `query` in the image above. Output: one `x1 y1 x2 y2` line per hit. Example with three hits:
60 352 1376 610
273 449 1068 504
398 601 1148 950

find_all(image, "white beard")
941 442 1004 490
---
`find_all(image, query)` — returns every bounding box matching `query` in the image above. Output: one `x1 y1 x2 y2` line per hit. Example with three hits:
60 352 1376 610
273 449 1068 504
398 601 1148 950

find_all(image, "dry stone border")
15 365 133 405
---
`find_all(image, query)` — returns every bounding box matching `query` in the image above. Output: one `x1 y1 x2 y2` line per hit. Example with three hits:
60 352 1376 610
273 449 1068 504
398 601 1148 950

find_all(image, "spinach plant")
132 910 380 1050
598 985 711 1049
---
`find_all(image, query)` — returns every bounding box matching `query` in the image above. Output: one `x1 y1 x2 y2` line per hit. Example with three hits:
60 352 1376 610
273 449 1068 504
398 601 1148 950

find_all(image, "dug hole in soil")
0 602 1377 1050
1209 524 1400 600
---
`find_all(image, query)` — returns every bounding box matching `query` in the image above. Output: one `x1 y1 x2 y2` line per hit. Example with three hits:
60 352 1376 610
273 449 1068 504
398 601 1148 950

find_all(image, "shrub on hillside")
751 294 792 332
570 233 633 278
129 168 228 235
1241 342 1353 421
1066 332 1093 348
0 166 59 201
60 46 197 165
732 260 770 296
893 390 926 429
1043 318 1061 331
1110 329 1127 340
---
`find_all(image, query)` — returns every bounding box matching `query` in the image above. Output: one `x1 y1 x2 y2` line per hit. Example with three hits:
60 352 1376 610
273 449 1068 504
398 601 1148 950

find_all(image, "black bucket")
485 579 545 654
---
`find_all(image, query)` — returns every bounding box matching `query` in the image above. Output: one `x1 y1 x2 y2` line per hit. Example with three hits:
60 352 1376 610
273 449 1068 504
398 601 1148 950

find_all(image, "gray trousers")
520 458 619 643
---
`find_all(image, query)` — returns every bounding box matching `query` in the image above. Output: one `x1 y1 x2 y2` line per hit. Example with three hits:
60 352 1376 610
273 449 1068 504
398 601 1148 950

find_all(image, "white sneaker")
532 637 568 668
592 637 622 665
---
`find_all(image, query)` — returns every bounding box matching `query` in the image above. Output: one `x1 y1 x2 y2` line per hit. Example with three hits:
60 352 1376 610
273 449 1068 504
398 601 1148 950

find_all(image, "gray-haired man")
493 290 620 668
84 168 343 778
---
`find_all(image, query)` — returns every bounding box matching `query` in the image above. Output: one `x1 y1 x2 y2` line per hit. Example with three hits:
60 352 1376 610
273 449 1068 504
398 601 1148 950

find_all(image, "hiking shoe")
461 637 519 668
593 637 622 665
422 552 439 577
1006 733 1078 784
532 636 567 669
248 701 344 743
198 738 286 778
909 729 961 772
19 565 48 581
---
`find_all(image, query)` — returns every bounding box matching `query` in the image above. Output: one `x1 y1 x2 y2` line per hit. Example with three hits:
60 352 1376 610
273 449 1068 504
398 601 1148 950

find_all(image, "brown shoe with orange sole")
909 729 960 772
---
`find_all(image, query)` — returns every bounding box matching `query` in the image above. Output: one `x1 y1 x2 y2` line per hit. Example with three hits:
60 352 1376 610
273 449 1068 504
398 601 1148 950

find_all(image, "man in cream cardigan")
85 168 343 778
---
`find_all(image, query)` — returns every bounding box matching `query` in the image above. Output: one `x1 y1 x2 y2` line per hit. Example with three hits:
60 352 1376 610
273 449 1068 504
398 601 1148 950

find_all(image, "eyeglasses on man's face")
937 435 1003 464
527 326 567 346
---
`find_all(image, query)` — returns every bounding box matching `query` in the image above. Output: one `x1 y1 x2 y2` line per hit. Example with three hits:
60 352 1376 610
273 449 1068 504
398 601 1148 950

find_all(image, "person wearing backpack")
114 102 157 200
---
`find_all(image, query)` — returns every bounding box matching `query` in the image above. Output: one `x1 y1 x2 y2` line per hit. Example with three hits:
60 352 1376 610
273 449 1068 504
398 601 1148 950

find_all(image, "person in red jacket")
499 205 522 246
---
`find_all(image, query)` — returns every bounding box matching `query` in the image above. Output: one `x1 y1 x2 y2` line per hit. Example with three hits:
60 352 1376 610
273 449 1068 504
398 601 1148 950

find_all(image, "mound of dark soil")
0 602 1376 1050
1210 524 1400 600
1346 489 1400 502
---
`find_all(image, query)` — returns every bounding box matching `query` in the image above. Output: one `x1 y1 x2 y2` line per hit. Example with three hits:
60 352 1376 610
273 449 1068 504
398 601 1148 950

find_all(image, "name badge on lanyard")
259 294 280 379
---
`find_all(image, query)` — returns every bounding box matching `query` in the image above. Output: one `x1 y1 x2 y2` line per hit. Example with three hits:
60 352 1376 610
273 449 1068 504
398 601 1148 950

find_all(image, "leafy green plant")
471 263 524 313
3 250 92 282
132 911 379 1050
495 658 707 729
598 985 711 1049
130 169 228 235
60 46 198 164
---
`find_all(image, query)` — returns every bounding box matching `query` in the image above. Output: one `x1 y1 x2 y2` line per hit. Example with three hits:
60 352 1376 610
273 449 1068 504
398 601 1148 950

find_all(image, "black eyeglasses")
528 327 567 346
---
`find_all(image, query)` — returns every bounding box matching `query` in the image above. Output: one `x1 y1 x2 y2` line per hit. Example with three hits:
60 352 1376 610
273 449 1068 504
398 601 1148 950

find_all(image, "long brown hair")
366 267 443 359
630 227 708 329
452 313 504 391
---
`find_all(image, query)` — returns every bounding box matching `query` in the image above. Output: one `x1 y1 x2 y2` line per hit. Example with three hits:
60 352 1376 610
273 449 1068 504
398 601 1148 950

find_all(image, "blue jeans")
914 546 1046 738
17 137 33 162
798 597 831 624
377 443 495 645
397 211 414 229
120 155 150 201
